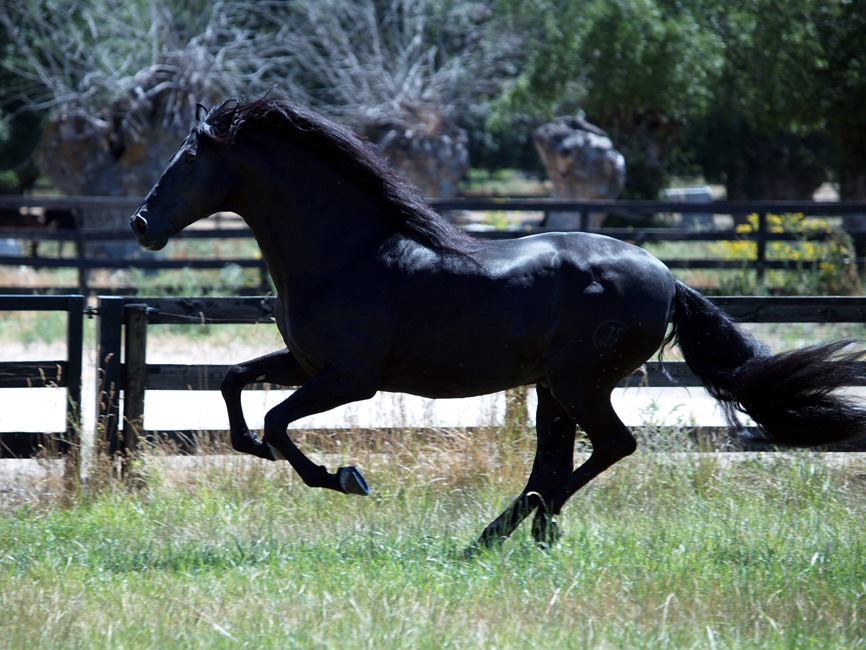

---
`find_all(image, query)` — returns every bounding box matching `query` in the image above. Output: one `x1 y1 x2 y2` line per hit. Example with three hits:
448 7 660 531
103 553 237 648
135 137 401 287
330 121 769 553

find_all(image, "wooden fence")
0 294 84 457
91 295 866 457
4 293 866 463
2 195 866 294
0 195 270 295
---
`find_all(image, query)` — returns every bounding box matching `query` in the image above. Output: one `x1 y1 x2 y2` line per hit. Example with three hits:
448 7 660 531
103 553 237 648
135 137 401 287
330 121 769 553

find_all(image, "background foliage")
1 0 865 199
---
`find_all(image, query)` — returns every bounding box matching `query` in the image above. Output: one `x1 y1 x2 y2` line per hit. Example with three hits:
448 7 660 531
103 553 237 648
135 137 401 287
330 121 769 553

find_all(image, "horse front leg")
262 367 378 495
220 348 312 461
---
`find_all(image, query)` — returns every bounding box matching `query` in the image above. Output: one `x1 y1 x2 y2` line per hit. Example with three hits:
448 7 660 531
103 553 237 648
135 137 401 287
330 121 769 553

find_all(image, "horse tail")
664 279 866 446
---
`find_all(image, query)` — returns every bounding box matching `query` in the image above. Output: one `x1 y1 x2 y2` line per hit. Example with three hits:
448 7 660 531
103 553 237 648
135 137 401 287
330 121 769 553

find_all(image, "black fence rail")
4 293 866 459
0 294 84 460
2 196 866 294
0 195 270 295
94 296 278 459
91 295 866 456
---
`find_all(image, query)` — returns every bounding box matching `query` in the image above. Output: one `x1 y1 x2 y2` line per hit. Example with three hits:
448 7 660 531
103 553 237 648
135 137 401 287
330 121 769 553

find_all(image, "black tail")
665 280 866 446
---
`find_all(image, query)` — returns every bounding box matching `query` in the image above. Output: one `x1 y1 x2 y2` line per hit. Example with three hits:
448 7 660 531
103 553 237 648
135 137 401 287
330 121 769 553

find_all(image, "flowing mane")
201 96 474 255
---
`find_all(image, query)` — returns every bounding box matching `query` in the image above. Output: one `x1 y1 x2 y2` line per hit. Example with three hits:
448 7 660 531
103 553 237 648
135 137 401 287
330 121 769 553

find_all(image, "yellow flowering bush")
713 213 862 295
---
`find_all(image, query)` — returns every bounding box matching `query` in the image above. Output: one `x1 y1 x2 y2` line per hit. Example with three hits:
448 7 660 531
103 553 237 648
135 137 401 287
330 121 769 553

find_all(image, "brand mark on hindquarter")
593 320 628 354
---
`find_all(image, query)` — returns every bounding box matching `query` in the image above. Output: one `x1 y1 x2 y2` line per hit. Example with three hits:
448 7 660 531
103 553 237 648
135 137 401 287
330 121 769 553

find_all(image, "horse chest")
278 301 390 378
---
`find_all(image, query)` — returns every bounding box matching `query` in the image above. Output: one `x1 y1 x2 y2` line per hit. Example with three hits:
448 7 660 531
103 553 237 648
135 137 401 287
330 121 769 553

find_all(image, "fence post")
756 211 768 287
75 230 88 295
61 294 85 491
96 296 124 456
64 295 84 443
122 304 148 467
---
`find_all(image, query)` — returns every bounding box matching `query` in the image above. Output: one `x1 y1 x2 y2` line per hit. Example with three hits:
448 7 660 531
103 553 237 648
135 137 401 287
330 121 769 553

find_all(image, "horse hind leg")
530 385 636 548
464 384 577 556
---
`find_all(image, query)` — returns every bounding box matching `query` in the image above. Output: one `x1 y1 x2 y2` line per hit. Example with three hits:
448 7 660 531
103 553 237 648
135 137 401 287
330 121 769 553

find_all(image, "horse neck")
229 132 395 296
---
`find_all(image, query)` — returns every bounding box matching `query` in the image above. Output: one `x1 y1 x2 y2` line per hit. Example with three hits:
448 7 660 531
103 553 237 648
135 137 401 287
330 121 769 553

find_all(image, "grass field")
1 437 864 649
2 222 866 647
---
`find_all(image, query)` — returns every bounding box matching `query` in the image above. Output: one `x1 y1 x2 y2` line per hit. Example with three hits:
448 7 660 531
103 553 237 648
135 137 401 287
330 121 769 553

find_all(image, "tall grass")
1 432 864 649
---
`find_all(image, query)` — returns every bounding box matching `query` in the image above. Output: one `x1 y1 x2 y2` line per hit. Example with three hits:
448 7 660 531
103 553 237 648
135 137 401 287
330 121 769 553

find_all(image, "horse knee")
616 432 638 458
568 396 636 461
262 408 288 442
220 364 247 397
261 406 306 452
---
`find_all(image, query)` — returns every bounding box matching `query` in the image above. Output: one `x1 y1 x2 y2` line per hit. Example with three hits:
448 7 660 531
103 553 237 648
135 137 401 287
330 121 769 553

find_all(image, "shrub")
713 213 862 295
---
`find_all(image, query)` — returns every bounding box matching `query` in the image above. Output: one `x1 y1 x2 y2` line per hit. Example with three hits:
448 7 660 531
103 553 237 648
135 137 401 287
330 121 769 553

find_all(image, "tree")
0 0 297 201
813 1 866 200
245 0 504 195
682 0 834 200
247 0 493 123
0 0 291 138
1 0 506 197
490 0 723 197
0 12 45 192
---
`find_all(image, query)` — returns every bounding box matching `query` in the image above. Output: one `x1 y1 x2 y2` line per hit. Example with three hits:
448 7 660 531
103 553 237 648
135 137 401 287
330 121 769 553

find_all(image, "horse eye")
183 152 197 164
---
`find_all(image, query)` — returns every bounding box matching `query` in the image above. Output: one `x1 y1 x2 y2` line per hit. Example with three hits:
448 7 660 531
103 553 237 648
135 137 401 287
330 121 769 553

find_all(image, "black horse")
131 97 866 555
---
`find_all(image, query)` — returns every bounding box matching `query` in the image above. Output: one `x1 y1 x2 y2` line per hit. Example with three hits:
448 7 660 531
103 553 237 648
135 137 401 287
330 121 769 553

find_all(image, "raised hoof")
337 465 369 496
531 515 562 550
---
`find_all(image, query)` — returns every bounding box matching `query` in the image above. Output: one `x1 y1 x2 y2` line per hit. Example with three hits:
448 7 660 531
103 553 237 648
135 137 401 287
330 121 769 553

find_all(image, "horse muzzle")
130 212 167 251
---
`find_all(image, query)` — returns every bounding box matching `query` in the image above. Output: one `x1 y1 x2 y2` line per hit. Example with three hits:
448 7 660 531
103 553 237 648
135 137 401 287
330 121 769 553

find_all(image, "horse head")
130 102 237 251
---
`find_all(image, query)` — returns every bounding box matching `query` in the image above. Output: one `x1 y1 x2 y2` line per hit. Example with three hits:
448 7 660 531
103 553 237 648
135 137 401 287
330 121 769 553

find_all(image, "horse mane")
201 96 474 256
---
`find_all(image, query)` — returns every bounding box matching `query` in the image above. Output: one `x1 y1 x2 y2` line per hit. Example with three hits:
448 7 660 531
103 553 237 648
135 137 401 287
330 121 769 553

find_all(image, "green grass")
2 446 864 648
0 309 70 345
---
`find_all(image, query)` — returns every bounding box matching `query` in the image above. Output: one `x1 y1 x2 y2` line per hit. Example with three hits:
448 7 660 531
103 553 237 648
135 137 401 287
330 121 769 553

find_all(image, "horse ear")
195 103 208 123
210 99 240 135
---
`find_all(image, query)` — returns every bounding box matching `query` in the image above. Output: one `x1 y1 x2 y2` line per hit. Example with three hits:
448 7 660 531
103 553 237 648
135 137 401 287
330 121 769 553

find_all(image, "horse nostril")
131 214 148 236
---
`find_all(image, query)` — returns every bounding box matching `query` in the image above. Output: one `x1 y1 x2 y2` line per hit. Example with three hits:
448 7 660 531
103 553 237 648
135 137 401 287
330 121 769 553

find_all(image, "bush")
713 213 862 295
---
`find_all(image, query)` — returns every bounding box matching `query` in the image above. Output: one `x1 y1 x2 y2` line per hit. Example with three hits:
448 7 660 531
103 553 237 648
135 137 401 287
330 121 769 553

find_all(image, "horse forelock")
199 98 242 142
198 95 473 256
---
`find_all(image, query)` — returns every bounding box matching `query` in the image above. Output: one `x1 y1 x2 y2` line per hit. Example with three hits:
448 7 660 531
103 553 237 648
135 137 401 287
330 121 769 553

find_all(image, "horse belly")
382 313 545 398
382 357 540 399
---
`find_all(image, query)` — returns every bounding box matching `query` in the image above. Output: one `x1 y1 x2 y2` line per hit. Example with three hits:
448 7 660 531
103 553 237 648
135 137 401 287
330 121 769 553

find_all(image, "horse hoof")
532 515 562 550
337 465 369 496
458 545 480 562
